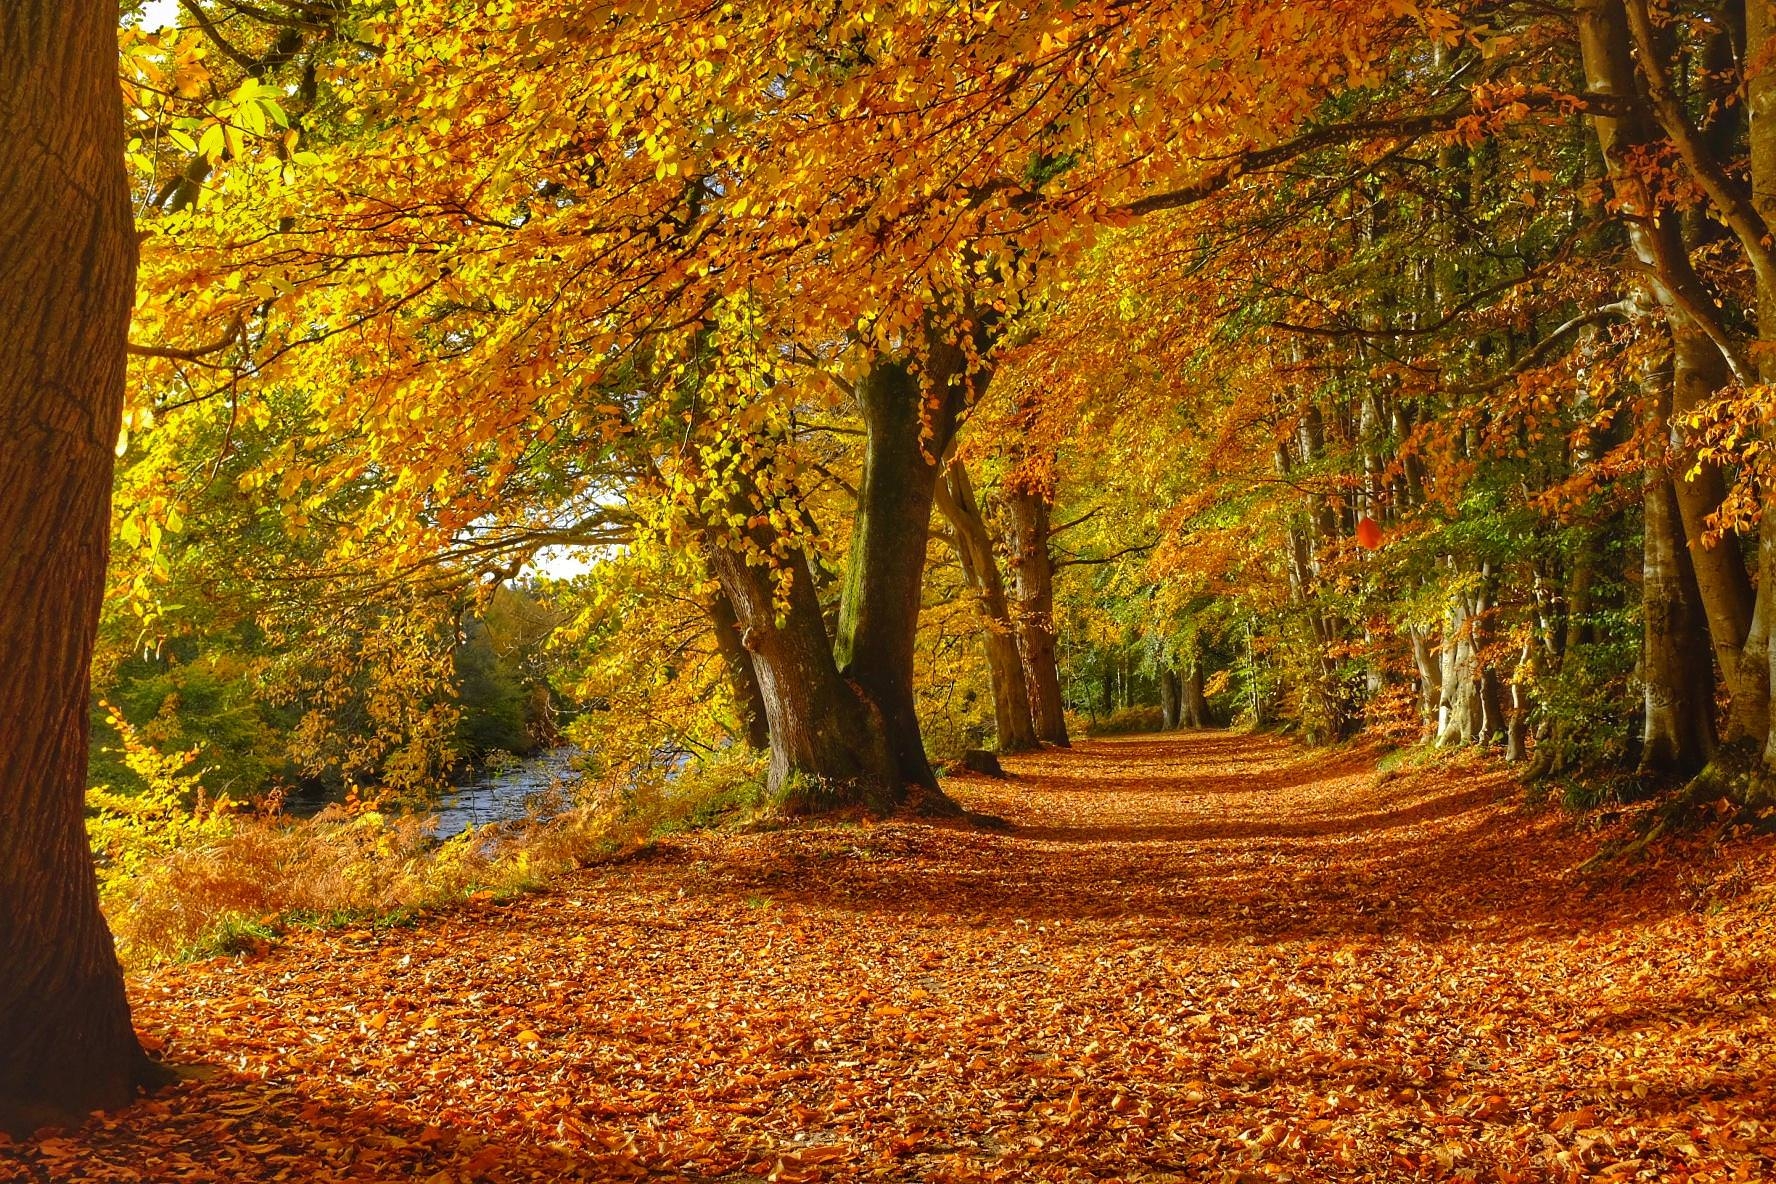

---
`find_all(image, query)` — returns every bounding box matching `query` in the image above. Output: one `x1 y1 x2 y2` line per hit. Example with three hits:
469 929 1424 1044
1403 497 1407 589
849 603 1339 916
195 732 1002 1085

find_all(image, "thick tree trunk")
833 350 970 791
1159 668 1181 730
1409 625 1441 736
1182 657 1211 729
705 537 899 811
1582 0 1770 751
1007 482 1070 746
1669 319 1754 688
1745 0 1776 761
0 1 159 1133
706 582 770 751
1437 591 1484 746
934 458 1038 753
1640 474 1718 774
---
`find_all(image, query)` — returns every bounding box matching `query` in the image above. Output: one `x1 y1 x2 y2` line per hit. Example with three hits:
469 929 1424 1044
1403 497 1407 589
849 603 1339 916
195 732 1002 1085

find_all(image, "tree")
934 456 1039 754
0 0 159 1132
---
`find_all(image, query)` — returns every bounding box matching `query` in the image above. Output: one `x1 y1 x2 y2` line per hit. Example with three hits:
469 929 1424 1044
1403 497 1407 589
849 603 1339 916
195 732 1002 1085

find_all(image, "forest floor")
9 732 1776 1183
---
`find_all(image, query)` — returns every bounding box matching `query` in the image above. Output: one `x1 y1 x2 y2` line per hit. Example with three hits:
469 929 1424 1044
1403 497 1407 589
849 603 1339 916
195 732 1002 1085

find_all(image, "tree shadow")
628 733 1690 944
0 1069 697 1183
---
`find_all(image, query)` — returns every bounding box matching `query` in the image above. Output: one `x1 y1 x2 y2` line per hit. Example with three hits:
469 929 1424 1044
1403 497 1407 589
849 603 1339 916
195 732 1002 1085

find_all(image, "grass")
99 748 773 970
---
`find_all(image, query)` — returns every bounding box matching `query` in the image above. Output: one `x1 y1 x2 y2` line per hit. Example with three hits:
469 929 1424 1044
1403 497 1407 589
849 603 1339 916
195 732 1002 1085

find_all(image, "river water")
429 746 584 839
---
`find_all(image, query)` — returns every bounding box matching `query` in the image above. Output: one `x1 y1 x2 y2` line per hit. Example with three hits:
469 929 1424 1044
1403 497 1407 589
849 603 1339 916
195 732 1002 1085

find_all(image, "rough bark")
0 0 160 1132
833 349 970 791
933 458 1038 753
1007 482 1070 746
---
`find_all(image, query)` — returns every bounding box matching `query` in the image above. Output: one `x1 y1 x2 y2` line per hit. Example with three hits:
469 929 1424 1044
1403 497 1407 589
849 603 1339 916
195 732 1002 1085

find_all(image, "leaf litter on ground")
6 732 1774 1182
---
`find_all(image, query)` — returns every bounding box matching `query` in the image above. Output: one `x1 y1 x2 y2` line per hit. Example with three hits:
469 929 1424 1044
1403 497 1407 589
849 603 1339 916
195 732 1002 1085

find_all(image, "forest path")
13 732 1776 1182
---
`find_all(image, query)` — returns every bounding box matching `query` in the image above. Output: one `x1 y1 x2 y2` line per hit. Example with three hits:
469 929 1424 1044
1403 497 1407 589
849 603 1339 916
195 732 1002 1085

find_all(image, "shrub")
1078 705 1165 736
92 732 767 969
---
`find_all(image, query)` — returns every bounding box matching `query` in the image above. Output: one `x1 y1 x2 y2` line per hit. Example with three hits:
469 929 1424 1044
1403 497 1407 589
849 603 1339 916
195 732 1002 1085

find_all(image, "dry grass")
102 800 644 968
100 750 769 969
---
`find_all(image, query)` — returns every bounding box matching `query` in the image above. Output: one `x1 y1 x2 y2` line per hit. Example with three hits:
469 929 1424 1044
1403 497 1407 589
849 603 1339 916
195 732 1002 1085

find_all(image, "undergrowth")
89 723 769 970
1076 706 1165 736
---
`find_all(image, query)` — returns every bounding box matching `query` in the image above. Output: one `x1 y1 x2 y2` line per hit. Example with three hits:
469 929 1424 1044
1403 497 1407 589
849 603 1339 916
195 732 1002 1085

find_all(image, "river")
428 746 585 839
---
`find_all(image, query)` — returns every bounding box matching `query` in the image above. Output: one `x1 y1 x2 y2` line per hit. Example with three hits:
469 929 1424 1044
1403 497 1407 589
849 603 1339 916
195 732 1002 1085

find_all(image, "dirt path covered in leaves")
10 732 1776 1183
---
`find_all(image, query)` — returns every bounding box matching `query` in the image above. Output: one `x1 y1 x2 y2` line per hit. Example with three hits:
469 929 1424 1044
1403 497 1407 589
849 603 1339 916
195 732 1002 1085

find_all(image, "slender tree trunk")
833 349 971 792
933 458 1038 753
0 1 161 1133
706 581 770 751
1505 644 1532 764
1007 482 1070 745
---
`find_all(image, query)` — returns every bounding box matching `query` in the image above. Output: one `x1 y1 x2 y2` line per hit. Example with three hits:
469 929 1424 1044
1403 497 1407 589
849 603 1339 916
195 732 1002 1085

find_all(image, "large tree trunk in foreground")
934 458 1038 754
1582 0 1770 758
705 537 898 811
833 349 970 794
1745 0 1776 762
0 1 157 1133
1640 472 1717 775
1668 319 1754 693
1007 483 1070 746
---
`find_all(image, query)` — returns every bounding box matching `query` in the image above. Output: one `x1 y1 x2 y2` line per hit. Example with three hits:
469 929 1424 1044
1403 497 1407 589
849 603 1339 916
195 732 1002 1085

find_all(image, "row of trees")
10 0 1776 1133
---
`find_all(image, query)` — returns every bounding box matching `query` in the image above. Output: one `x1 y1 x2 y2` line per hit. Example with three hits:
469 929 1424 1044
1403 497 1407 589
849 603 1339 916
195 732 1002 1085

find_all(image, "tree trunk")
706 581 770 751
1437 591 1484 745
1581 0 1770 750
0 1 160 1133
933 458 1038 753
1640 474 1718 775
1744 0 1776 759
1159 667 1181 730
1669 310 1754 690
1007 482 1070 745
705 537 899 811
1409 625 1441 736
833 349 969 791
1505 647 1532 764
1182 657 1211 729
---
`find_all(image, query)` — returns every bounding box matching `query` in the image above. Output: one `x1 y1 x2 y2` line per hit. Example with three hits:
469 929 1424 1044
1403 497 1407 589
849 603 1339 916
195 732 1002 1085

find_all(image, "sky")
139 1 180 31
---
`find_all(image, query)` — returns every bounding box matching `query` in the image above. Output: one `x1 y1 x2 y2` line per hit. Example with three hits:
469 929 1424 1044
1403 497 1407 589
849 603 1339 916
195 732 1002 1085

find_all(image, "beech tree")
0 0 157 1133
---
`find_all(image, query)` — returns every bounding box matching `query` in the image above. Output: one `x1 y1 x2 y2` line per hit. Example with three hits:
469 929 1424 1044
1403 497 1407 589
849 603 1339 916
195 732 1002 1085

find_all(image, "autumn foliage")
5 0 1776 1167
